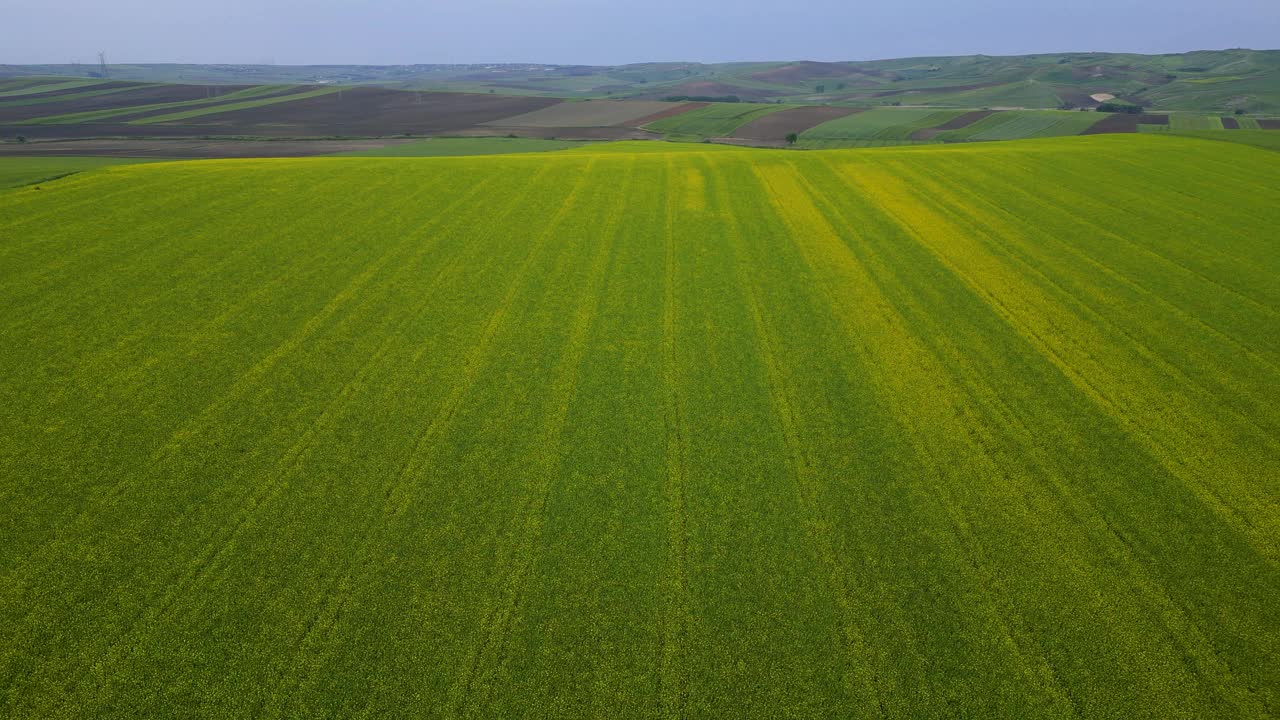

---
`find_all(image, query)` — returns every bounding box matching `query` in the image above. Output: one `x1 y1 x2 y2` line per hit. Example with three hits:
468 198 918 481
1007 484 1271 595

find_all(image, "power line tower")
98 52 109 79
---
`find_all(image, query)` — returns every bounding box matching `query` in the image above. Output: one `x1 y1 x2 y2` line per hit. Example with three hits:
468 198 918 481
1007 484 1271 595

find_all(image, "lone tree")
785 132 798 145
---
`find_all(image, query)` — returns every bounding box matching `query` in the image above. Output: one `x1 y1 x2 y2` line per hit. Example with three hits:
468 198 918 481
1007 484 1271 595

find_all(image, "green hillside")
4 48 1278 110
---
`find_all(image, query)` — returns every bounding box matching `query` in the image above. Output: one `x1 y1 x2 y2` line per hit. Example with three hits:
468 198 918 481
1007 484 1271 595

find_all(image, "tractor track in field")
253 164 570 716
34 172 503 713
852 159 1278 559
790 158 1087 715
449 160 636 716
831 159 1273 713
655 157 693 718
712 155 887 718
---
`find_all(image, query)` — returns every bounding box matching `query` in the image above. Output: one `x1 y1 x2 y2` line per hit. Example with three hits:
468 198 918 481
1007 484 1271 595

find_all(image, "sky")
3 0 1277 66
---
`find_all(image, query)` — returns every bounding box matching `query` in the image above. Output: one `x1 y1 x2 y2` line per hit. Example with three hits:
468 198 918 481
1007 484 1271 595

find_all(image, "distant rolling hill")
3 49 1278 112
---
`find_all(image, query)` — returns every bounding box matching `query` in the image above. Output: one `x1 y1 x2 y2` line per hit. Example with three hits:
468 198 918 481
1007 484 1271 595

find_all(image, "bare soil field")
1221 117 1240 129
910 110 997 140
1259 119 1280 130
731 106 861 141
1082 113 1170 134
0 138 414 158
479 100 672 127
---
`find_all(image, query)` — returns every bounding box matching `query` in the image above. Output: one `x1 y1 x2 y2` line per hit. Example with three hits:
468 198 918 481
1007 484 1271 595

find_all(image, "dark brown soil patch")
626 102 709 126
1258 119 1280 130
0 138 415 158
910 110 996 140
1081 113 1169 134
732 106 862 141
1221 117 1240 130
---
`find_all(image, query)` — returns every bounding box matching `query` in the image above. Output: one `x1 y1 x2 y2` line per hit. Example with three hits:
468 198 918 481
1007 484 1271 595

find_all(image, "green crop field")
798 108 960 147
645 103 794 137
1169 114 1226 130
935 110 1106 142
1 135 1278 718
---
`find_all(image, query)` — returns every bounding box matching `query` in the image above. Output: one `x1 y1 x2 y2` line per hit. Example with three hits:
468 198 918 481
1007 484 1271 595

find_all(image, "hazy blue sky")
4 0 1277 65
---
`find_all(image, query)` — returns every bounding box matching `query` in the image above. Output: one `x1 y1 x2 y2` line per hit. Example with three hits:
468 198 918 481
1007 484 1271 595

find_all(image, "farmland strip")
754 158 1081 717
657 156 692 718
451 159 632 714
710 154 885 716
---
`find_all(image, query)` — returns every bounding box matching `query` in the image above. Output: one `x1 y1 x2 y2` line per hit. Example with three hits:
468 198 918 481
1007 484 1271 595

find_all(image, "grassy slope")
645 103 794 136
1 136 1278 718
0 156 151 188
6 50 1278 109
329 137 594 156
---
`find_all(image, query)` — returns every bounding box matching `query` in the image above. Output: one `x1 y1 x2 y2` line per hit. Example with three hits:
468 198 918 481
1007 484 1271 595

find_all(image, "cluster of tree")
1097 102 1145 114
663 95 741 103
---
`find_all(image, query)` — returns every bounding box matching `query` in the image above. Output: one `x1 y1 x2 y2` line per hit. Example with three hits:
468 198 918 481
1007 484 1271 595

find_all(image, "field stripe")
751 157 1081 716
21 167 529 716
251 161 576 717
822 158 1273 713
707 154 886 717
0 172 444 618
0 168 490 589
656 156 692 718
899 155 1280 430
840 158 1279 564
449 158 634 715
